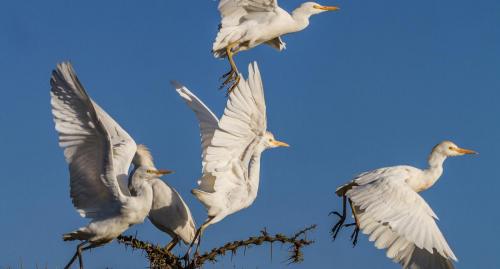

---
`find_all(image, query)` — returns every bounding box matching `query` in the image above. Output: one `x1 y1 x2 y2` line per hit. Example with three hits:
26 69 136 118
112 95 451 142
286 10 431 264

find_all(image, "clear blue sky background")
0 0 498 268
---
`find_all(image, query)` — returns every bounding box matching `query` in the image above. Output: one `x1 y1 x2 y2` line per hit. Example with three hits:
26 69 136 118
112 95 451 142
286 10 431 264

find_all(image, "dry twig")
116 224 316 269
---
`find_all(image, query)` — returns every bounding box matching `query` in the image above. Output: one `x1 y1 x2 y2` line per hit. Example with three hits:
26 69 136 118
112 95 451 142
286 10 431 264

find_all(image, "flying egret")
129 145 197 251
173 62 289 254
332 141 477 269
213 0 340 92
50 62 173 269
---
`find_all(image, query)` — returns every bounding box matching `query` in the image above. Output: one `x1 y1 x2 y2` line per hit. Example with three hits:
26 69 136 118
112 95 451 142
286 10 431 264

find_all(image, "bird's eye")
268 139 272 142
448 147 453 150
146 169 153 174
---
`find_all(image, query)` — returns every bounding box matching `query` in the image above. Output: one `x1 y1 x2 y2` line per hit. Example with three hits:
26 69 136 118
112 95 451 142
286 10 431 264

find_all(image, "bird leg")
184 217 214 266
220 43 241 95
64 241 87 269
164 237 179 252
347 199 361 247
330 195 347 240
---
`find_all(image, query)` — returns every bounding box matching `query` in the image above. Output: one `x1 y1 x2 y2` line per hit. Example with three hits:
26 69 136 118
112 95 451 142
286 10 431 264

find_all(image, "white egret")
213 0 339 92
173 62 289 253
51 62 173 269
332 141 477 269
129 145 197 251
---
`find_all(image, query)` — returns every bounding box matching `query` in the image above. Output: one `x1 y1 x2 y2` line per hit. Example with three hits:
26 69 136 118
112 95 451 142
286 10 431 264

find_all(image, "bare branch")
116 225 317 269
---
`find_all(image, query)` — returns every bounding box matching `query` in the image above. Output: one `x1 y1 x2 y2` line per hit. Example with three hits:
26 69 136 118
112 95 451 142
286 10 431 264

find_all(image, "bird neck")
291 7 312 32
128 167 152 198
422 151 447 190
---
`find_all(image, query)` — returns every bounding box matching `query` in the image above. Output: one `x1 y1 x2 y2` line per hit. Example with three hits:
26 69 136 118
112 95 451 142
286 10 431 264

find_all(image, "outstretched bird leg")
184 216 214 263
330 195 347 240
165 237 179 252
348 199 361 247
64 241 87 269
64 242 99 269
220 43 241 94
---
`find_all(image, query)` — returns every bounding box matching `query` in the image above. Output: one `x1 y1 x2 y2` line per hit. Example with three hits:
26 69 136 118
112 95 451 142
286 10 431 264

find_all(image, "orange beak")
453 147 478 155
313 5 340 11
272 140 290 147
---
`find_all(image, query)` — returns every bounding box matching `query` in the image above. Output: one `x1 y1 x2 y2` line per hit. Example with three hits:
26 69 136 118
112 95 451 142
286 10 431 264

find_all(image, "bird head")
263 131 289 149
300 2 340 15
432 141 477 157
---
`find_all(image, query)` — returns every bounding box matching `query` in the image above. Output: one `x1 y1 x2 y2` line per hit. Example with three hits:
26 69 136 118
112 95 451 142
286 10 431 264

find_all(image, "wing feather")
173 81 219 169
175 62 266 194
346 167 457 269
50 62 129 218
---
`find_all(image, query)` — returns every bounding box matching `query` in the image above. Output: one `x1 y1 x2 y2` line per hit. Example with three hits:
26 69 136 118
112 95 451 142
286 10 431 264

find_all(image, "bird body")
51 62 172 268
191 132 272 225
148 179 197 245
213 1 339 57
333 141 476 269
64 167 154 244
128 145 196 247
173 62 288 253
213 0 339 92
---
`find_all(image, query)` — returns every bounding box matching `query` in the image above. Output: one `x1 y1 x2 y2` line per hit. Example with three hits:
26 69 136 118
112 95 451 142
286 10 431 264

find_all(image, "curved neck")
422 151 447 190
128 167 151 197
291 7 312 32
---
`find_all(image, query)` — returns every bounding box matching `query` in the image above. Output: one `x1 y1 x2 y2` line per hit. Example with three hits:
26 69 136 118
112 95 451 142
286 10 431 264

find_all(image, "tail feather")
63 228 91 241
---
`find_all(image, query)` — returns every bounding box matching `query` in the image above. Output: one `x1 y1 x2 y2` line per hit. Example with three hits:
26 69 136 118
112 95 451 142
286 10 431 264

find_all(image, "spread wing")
219 0 278 19
214 0 280 55
176 62 266 193
173 81 219 170
346 167 457 269
50 62 133 218
92 102 136 195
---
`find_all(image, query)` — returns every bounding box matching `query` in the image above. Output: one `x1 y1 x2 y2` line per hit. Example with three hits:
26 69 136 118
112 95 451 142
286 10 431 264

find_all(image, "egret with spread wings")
51 62 173 269
173 62 289 254
214 0 339 93
332 141 476 269
129 145 197 251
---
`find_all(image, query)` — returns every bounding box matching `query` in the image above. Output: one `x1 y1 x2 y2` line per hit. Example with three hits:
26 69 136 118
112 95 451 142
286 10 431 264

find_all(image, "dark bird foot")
330 210 346 240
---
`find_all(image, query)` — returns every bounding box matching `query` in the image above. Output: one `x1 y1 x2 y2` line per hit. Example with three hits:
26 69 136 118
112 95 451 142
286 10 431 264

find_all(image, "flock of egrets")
50 1 476 269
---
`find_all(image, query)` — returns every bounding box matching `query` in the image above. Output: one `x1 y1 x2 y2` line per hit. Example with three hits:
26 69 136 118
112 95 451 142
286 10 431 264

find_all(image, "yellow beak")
313 5 340 11
148 169 175 175
272 140 290 147
453 147 478 155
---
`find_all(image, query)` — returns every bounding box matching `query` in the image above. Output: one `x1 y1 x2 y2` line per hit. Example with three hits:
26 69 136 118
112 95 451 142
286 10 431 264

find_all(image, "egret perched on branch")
130 145 197 251
173 62 289 254
213 0 339 93
332 141 477 269
51 62 173 269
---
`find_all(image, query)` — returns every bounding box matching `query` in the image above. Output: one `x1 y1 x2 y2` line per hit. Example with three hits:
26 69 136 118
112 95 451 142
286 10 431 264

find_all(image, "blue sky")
0 0 499 268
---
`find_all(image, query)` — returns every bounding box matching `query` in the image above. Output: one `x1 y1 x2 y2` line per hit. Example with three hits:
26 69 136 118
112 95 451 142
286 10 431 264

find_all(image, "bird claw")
225 76 240 95
329 211 343 218
330 211 346 240
181 252 191 268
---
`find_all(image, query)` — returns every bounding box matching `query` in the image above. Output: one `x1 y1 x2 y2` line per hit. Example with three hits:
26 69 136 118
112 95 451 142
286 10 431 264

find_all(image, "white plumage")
130 145 197 250
213 0 339 92
51 62 173 268
333 141 477 269
173 62 289 253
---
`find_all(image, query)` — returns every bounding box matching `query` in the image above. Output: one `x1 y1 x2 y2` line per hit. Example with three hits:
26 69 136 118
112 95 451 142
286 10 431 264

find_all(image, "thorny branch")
116 224 316 269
